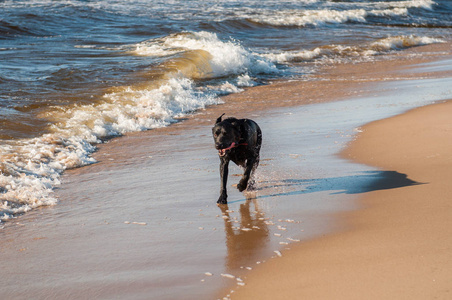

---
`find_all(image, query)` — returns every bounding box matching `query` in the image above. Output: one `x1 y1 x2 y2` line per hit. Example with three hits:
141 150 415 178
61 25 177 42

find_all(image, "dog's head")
212 114 240 157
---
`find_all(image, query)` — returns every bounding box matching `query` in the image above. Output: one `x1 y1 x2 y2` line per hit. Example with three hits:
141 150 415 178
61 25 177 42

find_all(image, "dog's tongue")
218 142 236 156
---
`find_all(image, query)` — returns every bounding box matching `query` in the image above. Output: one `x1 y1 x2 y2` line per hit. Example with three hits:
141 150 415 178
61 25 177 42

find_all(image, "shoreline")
230 99 452 300
1 43 451 300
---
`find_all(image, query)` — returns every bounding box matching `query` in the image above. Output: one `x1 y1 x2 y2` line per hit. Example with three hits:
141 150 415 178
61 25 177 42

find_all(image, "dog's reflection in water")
219 194 269 270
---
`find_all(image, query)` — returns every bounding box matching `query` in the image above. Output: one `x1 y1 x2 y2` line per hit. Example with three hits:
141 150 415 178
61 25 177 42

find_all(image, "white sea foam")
369 35 445 51
264 35 444 64
242 0 435 28
221 273 236 279
247 9 367 27
372 0 434 10
0 134 94 220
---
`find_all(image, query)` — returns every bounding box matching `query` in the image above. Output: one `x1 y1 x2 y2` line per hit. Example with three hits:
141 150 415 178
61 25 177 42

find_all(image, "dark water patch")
0 112 50 140
0 19 47 38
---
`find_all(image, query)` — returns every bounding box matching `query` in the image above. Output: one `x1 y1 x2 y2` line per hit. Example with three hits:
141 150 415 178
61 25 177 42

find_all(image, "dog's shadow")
219 196 269 270
258 170 423 198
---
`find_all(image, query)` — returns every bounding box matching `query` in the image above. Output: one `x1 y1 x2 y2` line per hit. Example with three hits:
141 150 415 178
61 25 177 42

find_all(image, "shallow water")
1 0 452 219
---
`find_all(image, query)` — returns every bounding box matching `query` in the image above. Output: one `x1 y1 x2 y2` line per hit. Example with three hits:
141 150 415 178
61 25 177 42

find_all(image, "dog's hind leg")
247 156 260 191
246 126 262 191
237 157 256 192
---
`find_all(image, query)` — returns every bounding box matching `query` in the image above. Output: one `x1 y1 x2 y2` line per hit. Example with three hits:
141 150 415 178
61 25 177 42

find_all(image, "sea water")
1 0 452 220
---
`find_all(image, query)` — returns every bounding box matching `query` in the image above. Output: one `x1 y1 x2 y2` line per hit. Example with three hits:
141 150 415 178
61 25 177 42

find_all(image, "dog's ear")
216 113 225 124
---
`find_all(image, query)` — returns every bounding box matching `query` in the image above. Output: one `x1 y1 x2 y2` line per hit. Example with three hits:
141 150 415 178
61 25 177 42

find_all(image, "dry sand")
230 101 452 299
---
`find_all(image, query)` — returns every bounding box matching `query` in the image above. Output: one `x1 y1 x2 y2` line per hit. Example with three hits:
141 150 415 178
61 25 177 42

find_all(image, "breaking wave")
264 35 445 64
236 0 435 27
129 31 278 78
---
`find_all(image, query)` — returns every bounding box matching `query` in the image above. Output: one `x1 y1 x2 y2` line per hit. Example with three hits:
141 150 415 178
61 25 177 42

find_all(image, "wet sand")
1 43 451 300
231 100 452 300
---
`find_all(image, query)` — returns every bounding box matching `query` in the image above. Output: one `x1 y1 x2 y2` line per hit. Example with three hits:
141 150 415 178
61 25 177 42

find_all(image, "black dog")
212 114 262 204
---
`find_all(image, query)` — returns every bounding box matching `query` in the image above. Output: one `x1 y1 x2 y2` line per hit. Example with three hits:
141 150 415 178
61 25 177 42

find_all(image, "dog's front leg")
237 157 256 192
218 158 229 204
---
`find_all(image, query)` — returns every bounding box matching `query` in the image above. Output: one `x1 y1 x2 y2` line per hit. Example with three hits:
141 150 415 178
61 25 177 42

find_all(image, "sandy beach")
1 43 451 300
231 100 452 300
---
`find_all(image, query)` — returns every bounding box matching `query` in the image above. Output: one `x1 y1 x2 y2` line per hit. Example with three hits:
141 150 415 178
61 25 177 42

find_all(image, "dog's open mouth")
218 142 236 157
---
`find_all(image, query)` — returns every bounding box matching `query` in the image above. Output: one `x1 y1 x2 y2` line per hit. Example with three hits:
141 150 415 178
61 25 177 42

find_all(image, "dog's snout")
215 142 226 150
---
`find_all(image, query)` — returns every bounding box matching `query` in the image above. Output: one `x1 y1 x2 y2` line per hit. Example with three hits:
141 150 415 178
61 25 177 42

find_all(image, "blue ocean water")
1 0 451 220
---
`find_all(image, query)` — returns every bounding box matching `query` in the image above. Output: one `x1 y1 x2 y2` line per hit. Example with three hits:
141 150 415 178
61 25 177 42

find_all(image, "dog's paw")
246 180 256 191
217 194 228 205
237 180 248 192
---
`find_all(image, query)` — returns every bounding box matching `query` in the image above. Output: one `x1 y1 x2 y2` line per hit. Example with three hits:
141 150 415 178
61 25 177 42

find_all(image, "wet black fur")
212 114 262 204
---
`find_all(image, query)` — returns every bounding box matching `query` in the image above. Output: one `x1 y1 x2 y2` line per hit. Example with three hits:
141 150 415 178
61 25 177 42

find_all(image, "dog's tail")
216 113 225 124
